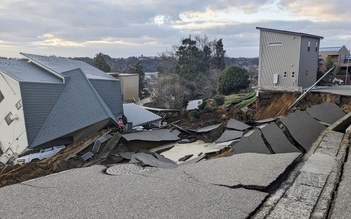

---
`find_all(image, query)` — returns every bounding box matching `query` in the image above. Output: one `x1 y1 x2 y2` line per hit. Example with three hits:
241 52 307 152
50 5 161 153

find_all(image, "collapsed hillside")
1 91 351 188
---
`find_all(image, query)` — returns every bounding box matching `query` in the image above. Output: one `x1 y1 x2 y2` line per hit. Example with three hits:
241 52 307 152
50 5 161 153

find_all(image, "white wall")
0 73 28 156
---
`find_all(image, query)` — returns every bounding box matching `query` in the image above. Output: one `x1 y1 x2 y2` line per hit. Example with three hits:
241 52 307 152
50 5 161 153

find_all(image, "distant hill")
72 55 258 73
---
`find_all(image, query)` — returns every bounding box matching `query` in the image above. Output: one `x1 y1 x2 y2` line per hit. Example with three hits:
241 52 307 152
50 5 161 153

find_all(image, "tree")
325 55 334 72
213 39 226 71
93 53 111 72
152 74 187 109
172 36 227 99
129 61 149 99
216 65 250 95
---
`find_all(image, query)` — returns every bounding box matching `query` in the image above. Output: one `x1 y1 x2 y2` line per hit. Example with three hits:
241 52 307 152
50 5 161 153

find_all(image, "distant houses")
0 53 123 163
256 27 323 91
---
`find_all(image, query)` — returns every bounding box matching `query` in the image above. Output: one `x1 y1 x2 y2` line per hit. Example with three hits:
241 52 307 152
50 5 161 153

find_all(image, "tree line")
79 36 258 108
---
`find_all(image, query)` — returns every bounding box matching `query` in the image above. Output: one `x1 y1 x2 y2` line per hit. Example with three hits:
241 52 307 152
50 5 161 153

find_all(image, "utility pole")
346 51 350 85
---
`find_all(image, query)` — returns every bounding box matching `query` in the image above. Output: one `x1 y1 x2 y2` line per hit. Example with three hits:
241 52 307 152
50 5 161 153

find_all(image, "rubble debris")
306 102 346 125
232 129 271 154
260 123 301 153
280 111 326 152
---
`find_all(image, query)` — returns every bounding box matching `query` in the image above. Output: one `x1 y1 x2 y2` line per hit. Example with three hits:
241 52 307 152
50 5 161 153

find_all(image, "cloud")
0 0 350 58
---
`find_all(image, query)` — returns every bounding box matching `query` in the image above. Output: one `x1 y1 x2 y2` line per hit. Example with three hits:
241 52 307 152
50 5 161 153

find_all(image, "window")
315 42 318 52
308 41 310 52
0 91 4 103
5 112 13 125
283 72 287 78
268 42 283 46
292 71 295 78
15 100 22 110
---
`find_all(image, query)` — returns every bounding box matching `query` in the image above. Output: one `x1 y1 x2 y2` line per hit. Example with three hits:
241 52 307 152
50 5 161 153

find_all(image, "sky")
1 0 351 59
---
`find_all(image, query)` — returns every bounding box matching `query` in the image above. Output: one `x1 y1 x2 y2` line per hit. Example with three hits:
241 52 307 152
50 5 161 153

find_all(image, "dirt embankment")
255 91 351 120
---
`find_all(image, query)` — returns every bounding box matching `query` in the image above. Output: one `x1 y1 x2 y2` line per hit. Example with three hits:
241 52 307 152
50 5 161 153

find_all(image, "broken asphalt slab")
215 129 243 143
306 102 346 125
260 123 300 153
232 129 271 154
179 152 301 188
0 164 268 219
226 118 251 131
280 110 326 152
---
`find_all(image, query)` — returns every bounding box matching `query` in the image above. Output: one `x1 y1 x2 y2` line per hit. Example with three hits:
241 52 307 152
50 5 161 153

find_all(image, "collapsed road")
0 91 351 218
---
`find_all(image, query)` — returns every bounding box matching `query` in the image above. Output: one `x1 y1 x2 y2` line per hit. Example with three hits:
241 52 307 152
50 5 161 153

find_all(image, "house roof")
28 68 117 148
20 53 115 80
123 103 161 127
256 27 324 39
0 59 62 83
0 53 123 150
319 47 343 53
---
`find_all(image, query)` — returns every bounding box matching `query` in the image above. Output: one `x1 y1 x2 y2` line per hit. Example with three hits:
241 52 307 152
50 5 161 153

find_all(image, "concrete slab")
261 123 300 153
306 102 345 124
280 111 326 151
179 152 301 188
300 153 335 175
227 118 251 131
161 140 227 164
188 124 222 133
0 165 268 219
330 151 351 219
122 129 180 142
233 129 271 154
215 130 243 143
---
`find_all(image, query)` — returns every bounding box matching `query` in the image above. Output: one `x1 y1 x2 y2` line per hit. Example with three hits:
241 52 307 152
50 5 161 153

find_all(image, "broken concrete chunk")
261 123 300 153
232 129 271 154
306 102 345 125
188 124 222 133
226 118 251 131
280 111 326 152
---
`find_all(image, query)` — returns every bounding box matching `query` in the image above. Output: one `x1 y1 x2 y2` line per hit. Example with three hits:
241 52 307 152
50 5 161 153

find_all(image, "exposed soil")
1 91 351 189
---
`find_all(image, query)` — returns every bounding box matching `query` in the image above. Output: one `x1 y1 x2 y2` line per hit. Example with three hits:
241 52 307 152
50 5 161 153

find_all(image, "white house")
257 27 323 91
0 53 123 163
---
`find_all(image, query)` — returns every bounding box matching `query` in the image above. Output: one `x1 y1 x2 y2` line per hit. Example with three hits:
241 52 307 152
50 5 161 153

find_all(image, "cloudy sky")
1 0 350 58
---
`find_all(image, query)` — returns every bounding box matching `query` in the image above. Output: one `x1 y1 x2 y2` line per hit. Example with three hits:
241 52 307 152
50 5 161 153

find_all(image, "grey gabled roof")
20 53 115 80
123 103 161 127
256 27 324 39
28 68 117 148
0 59 62 83
319 47 343 53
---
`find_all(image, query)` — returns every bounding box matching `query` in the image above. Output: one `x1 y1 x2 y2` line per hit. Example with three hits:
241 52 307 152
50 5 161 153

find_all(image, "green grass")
235 96 257 108
224 91 256 105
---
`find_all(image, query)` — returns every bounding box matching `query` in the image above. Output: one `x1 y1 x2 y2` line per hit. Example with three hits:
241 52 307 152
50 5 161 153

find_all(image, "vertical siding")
258 30 301 89
298 37 320 88
20 82 65 146
90 79 124 118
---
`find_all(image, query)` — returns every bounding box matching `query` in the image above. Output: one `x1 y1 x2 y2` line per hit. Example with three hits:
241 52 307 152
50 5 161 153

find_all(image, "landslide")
1 91 351 189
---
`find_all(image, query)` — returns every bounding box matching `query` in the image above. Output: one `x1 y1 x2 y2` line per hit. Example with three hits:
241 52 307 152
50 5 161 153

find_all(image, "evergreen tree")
129 61 149 99
93 53 111 72
213 39 226 71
